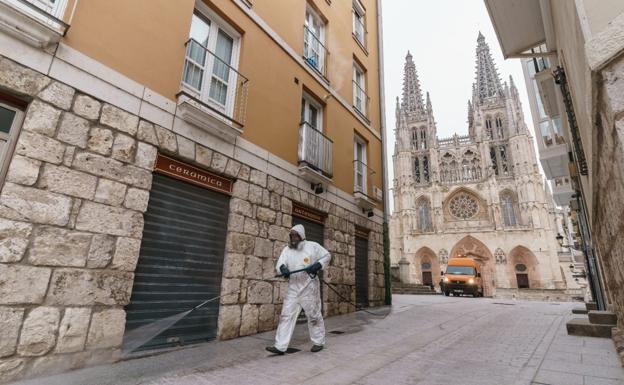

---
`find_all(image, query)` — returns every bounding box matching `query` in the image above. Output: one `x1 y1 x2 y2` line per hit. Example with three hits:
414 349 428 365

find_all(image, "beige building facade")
0 0 389 382
389 36 580 300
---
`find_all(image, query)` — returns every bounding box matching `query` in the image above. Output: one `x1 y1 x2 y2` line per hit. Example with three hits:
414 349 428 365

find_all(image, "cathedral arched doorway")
412 247 440 288
507 246 540 289
449 236 495 296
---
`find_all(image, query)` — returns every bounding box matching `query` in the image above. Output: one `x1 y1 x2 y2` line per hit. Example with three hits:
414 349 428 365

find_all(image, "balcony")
353 80 370 122
552 176 574 207
303 26 328 78
438 134 474 148
535 69 559 118
298 122 332 186
0 0 69 47
353 160 376 210
539 142 568 180
176 38 249 142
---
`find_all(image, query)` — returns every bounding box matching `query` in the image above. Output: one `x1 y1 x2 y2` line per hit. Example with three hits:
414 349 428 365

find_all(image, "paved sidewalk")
10 295 624 385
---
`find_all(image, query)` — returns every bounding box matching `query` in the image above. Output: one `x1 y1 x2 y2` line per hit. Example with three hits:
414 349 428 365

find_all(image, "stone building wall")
593 51 624 363
0 56 385 382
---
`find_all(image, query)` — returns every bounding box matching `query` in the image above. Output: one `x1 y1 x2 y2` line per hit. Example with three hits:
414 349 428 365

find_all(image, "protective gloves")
306 261 323 277
279 264 290 279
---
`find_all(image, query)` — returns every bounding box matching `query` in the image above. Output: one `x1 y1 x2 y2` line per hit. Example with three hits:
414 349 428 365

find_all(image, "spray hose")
123 266 387 354
191 268 384 317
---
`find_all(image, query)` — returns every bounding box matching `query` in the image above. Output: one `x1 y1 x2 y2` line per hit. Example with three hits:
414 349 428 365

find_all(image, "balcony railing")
440 166 484 185
180 38 249 128
438 134 474 148
352 10 367 49
353 80 370 120
298 122 333 178
303 26 328 78
353 159 376 193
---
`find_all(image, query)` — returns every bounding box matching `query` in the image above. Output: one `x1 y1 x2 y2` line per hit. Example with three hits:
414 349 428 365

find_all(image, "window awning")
484 0 547 58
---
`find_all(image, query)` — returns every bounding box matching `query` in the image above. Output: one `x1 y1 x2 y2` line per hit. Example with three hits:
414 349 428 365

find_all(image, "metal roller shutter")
355 236 369 308
124 173 230 351
291 215 325 318
291 216 324 244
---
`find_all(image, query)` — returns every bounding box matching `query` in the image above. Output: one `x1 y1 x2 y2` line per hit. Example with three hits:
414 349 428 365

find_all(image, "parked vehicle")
441 257 483 297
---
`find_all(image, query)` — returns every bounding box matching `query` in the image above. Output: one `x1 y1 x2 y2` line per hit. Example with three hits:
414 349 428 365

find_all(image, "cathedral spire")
473 32 504 105
509 75 519 98
426 92 432 114
467 99 473 126
401 51 426 115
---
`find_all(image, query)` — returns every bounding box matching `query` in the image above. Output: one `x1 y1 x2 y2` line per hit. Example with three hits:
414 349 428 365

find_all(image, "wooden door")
422 271 433 286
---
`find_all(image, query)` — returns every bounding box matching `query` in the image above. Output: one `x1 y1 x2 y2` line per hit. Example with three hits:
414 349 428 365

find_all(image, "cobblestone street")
12 295 624 385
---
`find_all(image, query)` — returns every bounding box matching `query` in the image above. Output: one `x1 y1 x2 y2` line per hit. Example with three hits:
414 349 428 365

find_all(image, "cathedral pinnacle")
401 51 426 115
473 32 504 105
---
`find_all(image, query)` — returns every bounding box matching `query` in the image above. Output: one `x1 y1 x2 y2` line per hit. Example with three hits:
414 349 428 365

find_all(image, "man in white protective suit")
265 224 331 354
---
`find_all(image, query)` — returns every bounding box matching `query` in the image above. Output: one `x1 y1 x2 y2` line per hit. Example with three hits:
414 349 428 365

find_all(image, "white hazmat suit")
273 224 331 352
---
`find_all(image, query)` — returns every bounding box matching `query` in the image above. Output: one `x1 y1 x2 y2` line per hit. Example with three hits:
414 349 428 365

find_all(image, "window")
422 156 429 182
304 6 326 74
485 117 493 140
352 0 366 47
353 63 367 116
489 146 498 175
301 93 322 131
501 192 517 226
495 116 504 139
448 192 479 220
539 120 552 146
0 99 25 185
490 144 510 177
10 0 68 23
446 266 476 275
416 197 432 232
413 157 420 183
182 9 240 115
499 145 509 174
420 128 427 149
354 136 367 193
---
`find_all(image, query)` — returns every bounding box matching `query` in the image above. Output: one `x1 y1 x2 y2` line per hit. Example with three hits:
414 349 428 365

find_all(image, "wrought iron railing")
303 26 329 77
4 0 70 34
553 66 588 175
352 10 367 48
353 160 376 194
180 38 249 128
353 80 369 120
298 122 333 178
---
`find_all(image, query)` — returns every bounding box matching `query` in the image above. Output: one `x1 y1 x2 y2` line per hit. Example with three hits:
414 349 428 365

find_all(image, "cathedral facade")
390 34 581 299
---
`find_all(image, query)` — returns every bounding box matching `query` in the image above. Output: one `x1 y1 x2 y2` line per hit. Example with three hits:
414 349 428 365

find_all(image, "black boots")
265 346 285 355
310 345 324 352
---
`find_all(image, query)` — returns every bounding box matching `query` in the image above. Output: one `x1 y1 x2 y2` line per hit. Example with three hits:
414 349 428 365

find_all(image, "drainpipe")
376 0 392 306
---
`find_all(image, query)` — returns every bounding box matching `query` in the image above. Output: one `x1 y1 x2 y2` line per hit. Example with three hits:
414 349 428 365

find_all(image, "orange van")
441 257 483 297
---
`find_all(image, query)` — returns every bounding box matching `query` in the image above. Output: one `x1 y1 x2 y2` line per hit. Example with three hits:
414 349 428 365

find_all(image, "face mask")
288 233 302 249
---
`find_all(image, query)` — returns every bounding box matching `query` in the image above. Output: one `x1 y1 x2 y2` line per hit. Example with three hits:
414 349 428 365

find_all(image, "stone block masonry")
0 56 385 382
593 51 624 365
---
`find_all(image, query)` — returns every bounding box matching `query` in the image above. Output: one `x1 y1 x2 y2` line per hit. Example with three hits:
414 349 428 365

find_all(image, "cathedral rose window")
448 193 479 219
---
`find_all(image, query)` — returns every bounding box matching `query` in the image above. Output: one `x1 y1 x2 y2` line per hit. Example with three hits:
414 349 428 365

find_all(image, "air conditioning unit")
373 186 383 201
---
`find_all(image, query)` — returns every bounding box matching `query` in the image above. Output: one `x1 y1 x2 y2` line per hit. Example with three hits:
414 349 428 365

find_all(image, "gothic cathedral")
390 34 579 299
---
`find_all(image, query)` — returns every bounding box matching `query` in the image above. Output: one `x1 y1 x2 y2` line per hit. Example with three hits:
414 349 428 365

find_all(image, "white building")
389 34 581 300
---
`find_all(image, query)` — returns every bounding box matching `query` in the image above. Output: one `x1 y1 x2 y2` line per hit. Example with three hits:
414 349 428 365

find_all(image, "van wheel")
444 291 449 296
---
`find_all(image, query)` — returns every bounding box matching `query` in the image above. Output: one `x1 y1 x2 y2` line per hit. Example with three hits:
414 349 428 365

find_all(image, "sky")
381 0 541 207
